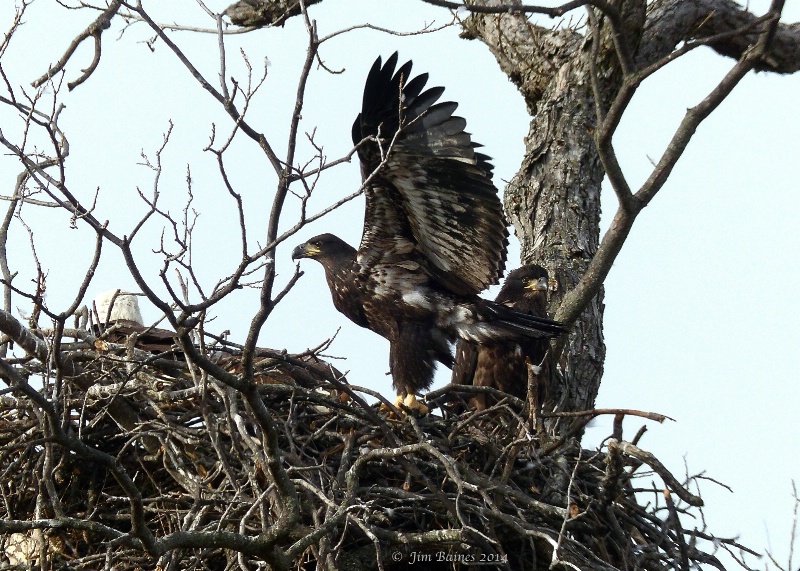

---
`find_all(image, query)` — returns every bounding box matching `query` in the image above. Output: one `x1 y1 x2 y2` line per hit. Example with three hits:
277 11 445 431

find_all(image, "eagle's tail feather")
483 301 567 338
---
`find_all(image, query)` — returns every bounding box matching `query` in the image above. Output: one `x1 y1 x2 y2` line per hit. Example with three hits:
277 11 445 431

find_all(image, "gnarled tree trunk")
461 1 646 423
459 0 798 429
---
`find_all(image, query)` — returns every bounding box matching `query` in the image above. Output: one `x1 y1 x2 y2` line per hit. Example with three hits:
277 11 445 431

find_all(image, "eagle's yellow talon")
381 394 429 416
402 394 429 415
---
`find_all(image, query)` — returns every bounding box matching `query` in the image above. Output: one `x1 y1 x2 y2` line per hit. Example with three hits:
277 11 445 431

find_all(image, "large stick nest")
0 329 753 571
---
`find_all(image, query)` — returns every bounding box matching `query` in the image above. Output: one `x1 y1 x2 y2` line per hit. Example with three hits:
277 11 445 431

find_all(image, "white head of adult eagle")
93 289 144 326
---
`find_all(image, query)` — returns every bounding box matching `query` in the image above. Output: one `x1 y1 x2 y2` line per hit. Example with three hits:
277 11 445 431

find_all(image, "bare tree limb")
556 0 787 324
32 0 122 90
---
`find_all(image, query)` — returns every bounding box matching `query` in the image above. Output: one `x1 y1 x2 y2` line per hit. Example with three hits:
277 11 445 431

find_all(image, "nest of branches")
0 331 753 571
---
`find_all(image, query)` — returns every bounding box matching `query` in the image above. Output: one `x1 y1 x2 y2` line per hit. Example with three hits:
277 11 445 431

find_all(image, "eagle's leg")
387 326 438 416
402 393 429 415
388 393 429 415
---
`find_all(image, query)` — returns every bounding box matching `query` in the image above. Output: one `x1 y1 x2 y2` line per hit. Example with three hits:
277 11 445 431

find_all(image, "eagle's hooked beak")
526 276 549 293
292 242 318 261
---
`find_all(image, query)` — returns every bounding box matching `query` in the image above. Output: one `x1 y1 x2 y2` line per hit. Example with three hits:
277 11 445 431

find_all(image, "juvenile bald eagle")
451 265 553 411
292 54 566 413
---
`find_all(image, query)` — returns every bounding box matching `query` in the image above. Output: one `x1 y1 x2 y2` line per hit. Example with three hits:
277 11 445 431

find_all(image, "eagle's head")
497 264 550 311
93 289 144 326
508 265 549 290
292 234 357 270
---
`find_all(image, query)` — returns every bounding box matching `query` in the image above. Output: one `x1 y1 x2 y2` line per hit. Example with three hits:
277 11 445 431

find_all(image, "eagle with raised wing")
292 54 566 414
451 265 553 411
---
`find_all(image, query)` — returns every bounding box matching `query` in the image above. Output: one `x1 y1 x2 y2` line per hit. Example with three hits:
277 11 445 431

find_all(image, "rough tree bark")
460 7 626 420
457 0 799 425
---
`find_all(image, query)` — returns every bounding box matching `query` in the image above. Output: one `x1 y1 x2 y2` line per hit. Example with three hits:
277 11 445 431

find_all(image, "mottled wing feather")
356 180 417 269
353 53 508 296
386 158 507 294
451 339 478 387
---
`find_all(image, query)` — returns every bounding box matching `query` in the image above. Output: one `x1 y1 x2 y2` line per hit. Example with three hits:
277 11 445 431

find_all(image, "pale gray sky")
1 1 798 567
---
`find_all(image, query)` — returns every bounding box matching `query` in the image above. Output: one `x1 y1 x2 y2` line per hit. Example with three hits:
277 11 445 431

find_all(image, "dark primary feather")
352 52 508 296
293 55 566 408
451 265 553 410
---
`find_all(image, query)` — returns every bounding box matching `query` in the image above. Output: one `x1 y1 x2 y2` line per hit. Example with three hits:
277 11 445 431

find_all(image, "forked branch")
556 1 786 324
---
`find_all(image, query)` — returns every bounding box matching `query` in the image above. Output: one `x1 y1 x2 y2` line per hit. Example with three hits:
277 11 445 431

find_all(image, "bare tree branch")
32 0 122 90
557 1 786 324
